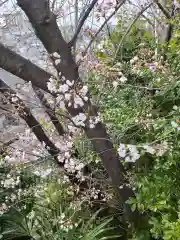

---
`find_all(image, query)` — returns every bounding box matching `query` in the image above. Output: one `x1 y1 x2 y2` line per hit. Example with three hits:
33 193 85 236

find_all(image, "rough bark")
17 0 138 223
0 43 65 136
0 43 52 93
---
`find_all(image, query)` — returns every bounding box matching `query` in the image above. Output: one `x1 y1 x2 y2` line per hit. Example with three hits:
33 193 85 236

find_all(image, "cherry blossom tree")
0 0 178 231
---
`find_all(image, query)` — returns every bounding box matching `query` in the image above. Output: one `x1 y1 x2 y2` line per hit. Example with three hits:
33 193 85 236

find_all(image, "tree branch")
82 0 126 58
0 43 52 93
0 78 59 158
153 0 171 19
0 138 19 149
69 0 98 46
0 43 65 136
0 0 8 8
17 0 78 82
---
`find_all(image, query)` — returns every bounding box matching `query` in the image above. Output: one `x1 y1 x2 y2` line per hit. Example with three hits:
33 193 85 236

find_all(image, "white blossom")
55 59 61 65
11 96 19 103
120 75 127 83
64 93 71 101
59 84 69 93
52 52 60 58
118 144 127 158
171 121 178 128
80 85 88 96
72 112 86 127
130 56 139 64
34 168 52 178
143 145 156 154
89 113 101 128
47 77 57 93
68 125 78 133
173 105 178 111
112 81 119 89
66 80 74 87
74 95 84 108
118 143 140 162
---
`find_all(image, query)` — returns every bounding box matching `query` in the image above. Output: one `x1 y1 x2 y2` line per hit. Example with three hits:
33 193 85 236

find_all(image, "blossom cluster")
118 143 140 162
47 53 102 129
95 0 118 21
129 50 170 76
1 175 20 189
171 120 180 131
56 137 85 181
118 142 169 162
50 52 61 66
53 213 78 232
0 163 23 215
48 74 89 110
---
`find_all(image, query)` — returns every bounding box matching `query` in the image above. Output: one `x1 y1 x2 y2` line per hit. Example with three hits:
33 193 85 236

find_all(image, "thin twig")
0 138 19 148
70 0 98 45
153 0 171 19
0 0 8 7
82 0 126 59
51 0 56 11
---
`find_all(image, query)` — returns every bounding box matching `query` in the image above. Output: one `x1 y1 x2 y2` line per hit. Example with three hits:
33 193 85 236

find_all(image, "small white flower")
130 59 135 64
52 52 60 58
47 77 57 92
133 56 139 61
88 113 101 128
4 156 11 161
80 85 88 96
173 105 178 111
118 143 127 158
64 151 71 158
131 152 140 162
61 76 66 81
56 95 66 109
112 81 118 89
117 71 123 76
59 84 69 93
11 97 18 102
84 96 88 101
120 75 127 83
143 145 156 154
74 95 84 107
171 121 178 128
89 123 95 128
72 113 86 127
66 80 74 87
55 59 61 65
64 93 71 101
58 155 64 163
